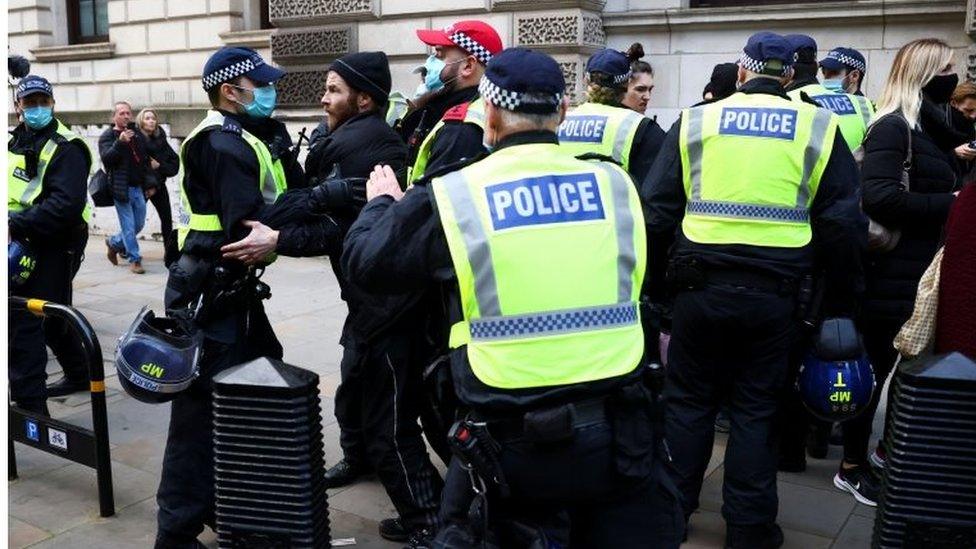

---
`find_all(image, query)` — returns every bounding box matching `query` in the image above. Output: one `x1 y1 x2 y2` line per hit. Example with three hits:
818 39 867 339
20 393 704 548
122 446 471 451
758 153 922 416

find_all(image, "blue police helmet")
9 240 36 287
115 307 202 404
797 353 875 422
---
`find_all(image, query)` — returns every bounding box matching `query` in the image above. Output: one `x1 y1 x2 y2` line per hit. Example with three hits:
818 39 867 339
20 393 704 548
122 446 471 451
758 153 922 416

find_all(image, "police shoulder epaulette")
221 117 243 135
575 152 620 166
413 153 487 186
797 91 821 108
441 102 470 123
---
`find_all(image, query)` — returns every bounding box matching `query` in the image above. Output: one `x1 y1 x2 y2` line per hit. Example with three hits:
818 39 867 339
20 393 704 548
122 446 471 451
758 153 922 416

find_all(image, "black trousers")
155 304 282 547
664 284 795 527
8 232 88 405
334 329 443 529
437 421 684 548
147 184 178 266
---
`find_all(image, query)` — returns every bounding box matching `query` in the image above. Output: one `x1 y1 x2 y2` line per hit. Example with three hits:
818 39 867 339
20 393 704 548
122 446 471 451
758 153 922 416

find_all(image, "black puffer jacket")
98 126 154 202
861 103 958 323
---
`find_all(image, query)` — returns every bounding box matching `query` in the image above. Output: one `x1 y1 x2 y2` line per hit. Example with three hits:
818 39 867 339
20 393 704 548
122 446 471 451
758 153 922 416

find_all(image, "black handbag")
88 168 113 207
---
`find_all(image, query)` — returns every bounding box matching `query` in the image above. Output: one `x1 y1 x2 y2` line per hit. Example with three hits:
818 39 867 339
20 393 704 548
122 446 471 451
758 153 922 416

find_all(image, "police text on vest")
486 173 606 230
558 115 608 143
718 107 797 140
811 94 856 115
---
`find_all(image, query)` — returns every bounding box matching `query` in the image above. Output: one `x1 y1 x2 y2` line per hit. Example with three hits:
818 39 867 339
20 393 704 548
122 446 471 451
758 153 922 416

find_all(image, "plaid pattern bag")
893 247 944 358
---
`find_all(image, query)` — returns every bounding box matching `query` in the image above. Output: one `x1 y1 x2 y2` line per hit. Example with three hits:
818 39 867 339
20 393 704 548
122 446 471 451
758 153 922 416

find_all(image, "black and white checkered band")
450 31 492 65
738 52 789 76
202 58 257 91
478 76 562 114
613 71 632 85
827 51 865 73
17 79 52 97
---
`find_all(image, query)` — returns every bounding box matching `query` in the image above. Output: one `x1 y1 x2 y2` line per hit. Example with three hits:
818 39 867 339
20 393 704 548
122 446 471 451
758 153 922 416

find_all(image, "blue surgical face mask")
23 106 53 130
231 84 277 118
822 78 846 93
423 55 463 93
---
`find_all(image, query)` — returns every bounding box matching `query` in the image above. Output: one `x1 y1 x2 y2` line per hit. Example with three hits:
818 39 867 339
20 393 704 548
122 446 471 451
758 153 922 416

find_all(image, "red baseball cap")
416 20 503 65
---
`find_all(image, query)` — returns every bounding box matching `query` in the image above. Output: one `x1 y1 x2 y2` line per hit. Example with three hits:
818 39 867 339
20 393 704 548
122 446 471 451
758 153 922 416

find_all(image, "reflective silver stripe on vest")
18 139 59 206
686 108 705 201
854 96 872 130
470 302 638 341
796 108 833 208
596 163 637 302
261 166 278 204
613 112 642 164
438 170 502 317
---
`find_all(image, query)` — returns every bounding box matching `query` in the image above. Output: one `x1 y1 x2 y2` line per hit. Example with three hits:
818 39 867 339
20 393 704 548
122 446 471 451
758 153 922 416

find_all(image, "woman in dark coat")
833 38 960 505
137 108 180 266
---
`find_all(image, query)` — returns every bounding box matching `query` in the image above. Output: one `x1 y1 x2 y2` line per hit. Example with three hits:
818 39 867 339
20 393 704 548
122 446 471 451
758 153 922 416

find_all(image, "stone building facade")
6 0 974 235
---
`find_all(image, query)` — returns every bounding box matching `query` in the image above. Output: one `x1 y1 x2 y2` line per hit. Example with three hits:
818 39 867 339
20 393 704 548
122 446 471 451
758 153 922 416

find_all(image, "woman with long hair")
621 43 655 115
834 38 960 506
136 107 180 266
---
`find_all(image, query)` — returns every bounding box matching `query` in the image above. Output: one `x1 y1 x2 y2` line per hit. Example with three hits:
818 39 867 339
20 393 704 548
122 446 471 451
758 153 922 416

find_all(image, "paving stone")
58 395 172 447
777 482 856 538
328 508 399 548
111 435 166 476
9 461 158 534
328 478 398 523
27 497 158 549
8 516 51 548
832 514 875 548
9 442 75 481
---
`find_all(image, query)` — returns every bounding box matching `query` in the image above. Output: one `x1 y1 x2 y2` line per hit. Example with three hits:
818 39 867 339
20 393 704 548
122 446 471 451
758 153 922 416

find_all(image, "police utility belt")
667 257 799 297
166 254 271 325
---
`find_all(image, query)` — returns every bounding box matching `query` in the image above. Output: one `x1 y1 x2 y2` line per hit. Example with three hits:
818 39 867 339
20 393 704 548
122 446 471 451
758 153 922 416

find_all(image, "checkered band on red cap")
827 51 866 73
478 75 562 113
450 31 492 64
738 52 789 76
202 58 256 90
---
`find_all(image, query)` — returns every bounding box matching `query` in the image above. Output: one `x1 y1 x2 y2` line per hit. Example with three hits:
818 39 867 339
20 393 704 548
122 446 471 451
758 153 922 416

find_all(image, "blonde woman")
136 108 180 266
834 39 960 506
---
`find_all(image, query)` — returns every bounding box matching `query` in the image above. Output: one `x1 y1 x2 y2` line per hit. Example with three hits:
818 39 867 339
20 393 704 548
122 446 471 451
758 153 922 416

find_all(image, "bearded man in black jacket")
222 51 444 544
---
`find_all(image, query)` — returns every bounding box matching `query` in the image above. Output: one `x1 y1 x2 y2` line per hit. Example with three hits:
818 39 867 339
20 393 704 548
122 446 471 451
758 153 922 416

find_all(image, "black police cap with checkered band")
478 48 565 115
16 75 53 100
739 31 795 77
820 47 867 74
201 47 285 91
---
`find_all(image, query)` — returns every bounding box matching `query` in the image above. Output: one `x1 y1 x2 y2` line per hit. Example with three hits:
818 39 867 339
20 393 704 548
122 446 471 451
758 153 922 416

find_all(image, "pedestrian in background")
701 62 738 102
935 183 976 360
622 42 655 115
99 100 152 274
136 107 180 267
843 38 959 501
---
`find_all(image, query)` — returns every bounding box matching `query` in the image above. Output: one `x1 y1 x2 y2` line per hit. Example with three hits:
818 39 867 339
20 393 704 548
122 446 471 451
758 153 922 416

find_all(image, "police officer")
8 75 93 414
558 48 666 183
787 42 874 150
387 90 410 128
642 32 864 548
343 47 684 549
155 47 330 548
402 20 503 184
222 51 444 544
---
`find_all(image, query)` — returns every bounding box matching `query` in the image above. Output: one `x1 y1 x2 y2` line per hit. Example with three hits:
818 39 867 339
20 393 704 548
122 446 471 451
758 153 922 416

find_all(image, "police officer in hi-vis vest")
786 38 874 150
344 47 684 548
642 32 865 548
8 75 93 415
558 48 666 184
156 46 352 548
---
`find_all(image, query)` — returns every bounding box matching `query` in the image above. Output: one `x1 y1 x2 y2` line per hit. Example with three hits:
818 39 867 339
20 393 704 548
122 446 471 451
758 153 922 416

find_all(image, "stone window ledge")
220 29 274 49
31 42 115 62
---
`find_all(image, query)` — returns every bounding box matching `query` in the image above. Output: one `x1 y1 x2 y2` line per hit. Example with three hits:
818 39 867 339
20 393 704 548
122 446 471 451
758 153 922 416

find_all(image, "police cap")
820 47 866 74
478 48 564 115
585 48 631 85
16 75 53 100
739 32 795 77
201 46 285 91
784 34 818 63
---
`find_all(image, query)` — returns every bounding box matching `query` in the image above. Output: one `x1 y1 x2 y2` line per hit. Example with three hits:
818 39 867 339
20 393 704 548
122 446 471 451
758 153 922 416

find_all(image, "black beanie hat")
329 51 392 105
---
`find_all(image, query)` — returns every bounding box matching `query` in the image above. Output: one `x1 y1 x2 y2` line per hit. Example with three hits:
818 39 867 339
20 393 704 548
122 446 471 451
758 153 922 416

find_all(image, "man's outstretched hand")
221 220 279 265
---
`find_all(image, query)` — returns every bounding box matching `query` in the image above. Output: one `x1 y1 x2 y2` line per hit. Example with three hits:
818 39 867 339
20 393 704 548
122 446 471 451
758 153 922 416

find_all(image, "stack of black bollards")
212 357 330 548
872 352 976 549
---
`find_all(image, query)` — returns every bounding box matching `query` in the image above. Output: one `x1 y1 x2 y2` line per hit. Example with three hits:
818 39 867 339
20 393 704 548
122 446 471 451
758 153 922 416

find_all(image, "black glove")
815 317 863 360
309 177 367 213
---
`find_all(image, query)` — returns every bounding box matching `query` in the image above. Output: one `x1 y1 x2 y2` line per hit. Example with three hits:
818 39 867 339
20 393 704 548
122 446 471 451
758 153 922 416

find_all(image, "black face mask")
922 73 959 104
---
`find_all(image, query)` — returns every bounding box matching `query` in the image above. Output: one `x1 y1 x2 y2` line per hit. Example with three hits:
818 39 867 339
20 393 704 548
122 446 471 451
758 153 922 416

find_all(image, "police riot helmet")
115 307 202 404
796 318 876 422
8 239 36 287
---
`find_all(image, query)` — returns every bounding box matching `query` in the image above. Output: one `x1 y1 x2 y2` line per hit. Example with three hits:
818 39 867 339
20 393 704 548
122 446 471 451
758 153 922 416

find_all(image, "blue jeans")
110 186 147 264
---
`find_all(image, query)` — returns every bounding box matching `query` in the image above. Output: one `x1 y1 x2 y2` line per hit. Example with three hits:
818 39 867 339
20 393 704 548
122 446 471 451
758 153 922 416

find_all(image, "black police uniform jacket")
399 85 487 175
341 130 644 414
641 78 867 318
297 110 413 345
8 119 91 249
624 115 667 184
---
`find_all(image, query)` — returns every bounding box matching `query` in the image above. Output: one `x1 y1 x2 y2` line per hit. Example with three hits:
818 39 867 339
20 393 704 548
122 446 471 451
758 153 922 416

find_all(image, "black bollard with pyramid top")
872 352 976 549
212 357 330 548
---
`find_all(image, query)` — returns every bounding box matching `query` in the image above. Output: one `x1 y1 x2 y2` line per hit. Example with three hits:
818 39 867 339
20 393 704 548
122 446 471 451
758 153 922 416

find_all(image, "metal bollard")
213 357 330 548
7 296 115 517
872 352 976 548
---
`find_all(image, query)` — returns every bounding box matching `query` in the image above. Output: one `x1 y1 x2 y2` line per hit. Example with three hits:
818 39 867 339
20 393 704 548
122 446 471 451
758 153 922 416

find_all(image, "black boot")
379 517 411 542
46 377 89 398
725 523 784 549
324 459 369 489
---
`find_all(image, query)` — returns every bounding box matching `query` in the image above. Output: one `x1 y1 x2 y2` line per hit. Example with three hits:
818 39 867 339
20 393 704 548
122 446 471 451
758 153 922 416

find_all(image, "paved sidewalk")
9 240 878 548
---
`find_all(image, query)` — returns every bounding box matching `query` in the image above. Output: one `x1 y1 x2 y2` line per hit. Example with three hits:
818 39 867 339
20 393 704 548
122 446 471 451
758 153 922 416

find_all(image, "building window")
68 0 109 44
259 0 272 29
